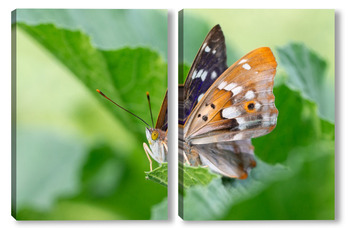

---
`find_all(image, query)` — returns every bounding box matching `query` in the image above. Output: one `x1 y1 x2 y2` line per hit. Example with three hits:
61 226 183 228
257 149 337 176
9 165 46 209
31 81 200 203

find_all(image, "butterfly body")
143 91 168 170
144 127 168 163
179 25 278 179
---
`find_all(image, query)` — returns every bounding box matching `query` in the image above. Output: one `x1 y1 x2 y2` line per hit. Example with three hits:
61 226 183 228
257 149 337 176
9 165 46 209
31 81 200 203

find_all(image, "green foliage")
18 23 167 138
145 163 168 187
181 160 290 220
14 9 168 60
179 164 220 189
14 10 168 220
277 43 335 122
150 197 168 220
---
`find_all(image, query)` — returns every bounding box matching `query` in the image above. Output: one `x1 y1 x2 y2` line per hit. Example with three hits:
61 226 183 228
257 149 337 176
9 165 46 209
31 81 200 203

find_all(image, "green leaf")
180 159 290 220
145 163 168 187
18 23 167 138
254 84 334 164
150 197 168 220
14 9 168 60
179 164 220 189
276 43 334 122
223 140 334 220
15 14 168 219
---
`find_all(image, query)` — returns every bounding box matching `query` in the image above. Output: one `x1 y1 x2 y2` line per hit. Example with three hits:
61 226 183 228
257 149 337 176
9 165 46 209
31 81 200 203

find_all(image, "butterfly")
142 91 168 171
96 89 168 171
179 25 278 179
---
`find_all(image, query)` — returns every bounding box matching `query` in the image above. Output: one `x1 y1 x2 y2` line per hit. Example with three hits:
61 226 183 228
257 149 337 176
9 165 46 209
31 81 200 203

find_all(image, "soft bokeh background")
182 9 334 77
13 9 168 220
179 9 334 220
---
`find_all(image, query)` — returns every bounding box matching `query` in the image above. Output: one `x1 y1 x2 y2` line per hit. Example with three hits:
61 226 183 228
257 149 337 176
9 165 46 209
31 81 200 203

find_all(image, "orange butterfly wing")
184 47 278 144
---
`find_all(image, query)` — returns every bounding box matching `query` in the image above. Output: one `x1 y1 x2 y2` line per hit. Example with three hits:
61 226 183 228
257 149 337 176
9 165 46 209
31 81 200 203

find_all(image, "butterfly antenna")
96 89 151 128
146 92 155 128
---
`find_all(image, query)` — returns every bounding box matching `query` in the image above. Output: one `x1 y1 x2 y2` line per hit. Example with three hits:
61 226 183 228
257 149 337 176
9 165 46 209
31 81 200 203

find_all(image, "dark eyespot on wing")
248 103 255 110
202 115 208 121
231 118 239 129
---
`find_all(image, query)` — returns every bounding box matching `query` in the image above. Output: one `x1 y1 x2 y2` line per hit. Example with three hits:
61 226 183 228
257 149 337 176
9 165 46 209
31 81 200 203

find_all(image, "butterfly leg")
162 141 168 153
161 141 168 162
143 142 153 171
183 152 191 165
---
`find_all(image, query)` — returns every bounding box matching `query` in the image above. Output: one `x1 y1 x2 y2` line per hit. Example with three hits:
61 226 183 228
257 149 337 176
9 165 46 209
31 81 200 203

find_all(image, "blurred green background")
182 9 334 78
179 9 334 220
13 9 168 220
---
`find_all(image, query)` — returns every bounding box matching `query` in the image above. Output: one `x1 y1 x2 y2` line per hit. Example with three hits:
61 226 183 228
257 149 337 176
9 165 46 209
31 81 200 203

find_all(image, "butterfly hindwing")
191 139 256 179
180 24 227 125
184 47 278 145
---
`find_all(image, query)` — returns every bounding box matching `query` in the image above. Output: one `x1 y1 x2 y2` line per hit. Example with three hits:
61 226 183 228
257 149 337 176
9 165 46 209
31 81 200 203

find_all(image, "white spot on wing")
202 42 207 50
270 113 277 124
211 71 217 80
245 90 255 100
239 59 247 64
262 114 270 121
224 83 237 91
236 117 247 130
233 132 244 140
218 81 227 90
201 71 208 81
205 46 211 52
231 86 243 96
196 69 203 79
254 102 261 110
212 49 216 54
262 113 277 127
197 93 204 102
222 107 241 119
192 70 198 79
236 117 245 125
242 63 251 70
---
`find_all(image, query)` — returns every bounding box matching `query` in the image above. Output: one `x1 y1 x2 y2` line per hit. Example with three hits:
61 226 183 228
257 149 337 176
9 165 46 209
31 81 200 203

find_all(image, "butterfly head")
145 127 167 163
151 129 159 141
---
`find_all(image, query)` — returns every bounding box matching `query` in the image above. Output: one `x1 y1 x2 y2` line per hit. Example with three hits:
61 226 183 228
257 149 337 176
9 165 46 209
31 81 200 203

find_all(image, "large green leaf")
224 140 334 220
14 9 168 60
277 43 334 122
14 11 168 219
18 23 167 138
181 159 290 220
254 84 334 164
